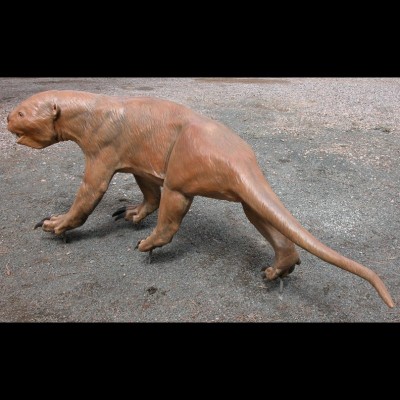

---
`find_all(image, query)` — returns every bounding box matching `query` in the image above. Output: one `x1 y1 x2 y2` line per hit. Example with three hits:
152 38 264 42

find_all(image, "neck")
53 92 101 151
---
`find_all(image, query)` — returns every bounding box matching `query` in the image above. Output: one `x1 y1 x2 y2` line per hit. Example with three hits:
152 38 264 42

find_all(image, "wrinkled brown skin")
7 90 394 308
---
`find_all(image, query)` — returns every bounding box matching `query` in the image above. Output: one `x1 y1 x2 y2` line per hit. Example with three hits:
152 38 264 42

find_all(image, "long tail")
239 170 394 308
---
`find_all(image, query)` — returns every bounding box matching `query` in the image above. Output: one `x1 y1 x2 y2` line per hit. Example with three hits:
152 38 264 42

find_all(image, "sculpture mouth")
13 132 23 143
8 129 27 145
9 128 25 143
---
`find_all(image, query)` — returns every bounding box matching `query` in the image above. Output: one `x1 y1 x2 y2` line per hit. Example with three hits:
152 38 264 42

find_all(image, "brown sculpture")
6 90 394 308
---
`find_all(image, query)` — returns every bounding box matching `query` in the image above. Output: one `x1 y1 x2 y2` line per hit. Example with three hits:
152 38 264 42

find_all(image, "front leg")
137 186 193 252
113 174 161 224
36 159 114 236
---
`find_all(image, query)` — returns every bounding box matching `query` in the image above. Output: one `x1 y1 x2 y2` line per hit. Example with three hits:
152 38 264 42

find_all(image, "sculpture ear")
52 103 60 120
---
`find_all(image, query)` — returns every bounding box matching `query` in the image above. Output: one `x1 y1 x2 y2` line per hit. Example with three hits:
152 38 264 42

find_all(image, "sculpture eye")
18 111 24 117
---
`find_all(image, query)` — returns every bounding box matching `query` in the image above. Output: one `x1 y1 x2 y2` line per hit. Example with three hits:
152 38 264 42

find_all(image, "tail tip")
387 299 395 308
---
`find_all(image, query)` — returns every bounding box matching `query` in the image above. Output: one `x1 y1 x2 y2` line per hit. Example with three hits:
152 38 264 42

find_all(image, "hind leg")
242 203 301 280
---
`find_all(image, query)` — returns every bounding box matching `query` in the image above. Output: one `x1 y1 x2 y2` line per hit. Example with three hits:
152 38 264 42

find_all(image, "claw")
135 240 142 249
278 277 284 300
34 216 51 230
114 212 126 221
112 206 127 218
279 278 284 294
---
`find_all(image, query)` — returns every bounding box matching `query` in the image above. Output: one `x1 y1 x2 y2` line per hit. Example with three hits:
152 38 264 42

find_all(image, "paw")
34 214 67 235
262 257 301 281
113 202 159 224
135 239 147 251
112 205 142 223
263 264 297 281
135 238 151 252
